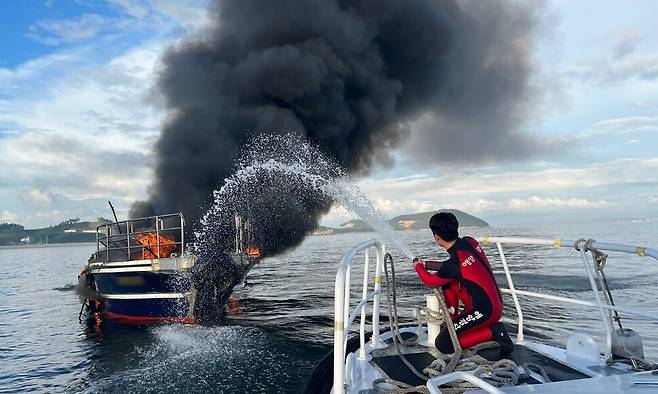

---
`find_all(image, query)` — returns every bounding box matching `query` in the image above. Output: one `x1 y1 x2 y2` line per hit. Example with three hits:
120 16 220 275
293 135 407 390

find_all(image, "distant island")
311 209 489 235
0 218 112 247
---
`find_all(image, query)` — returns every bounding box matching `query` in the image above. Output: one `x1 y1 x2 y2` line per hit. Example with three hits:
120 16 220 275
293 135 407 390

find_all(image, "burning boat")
78 212 260 324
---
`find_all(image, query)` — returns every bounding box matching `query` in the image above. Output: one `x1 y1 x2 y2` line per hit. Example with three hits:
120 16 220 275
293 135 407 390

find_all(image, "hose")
382 253 430 382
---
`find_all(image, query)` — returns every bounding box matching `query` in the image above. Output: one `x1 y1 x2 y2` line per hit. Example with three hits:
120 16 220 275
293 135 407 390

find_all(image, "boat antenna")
108 200 122 234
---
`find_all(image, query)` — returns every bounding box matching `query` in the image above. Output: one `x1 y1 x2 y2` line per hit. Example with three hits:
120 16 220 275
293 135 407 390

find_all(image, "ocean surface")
1 221 658 393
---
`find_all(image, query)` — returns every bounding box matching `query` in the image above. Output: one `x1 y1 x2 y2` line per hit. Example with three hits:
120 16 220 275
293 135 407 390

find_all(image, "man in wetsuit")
414 212 513 354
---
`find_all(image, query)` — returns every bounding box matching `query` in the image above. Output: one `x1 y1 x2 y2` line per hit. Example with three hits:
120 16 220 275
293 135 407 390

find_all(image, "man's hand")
413 257 425 269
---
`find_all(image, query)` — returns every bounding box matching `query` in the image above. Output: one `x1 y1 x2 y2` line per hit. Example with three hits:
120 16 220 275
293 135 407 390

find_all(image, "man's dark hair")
429 212 459 241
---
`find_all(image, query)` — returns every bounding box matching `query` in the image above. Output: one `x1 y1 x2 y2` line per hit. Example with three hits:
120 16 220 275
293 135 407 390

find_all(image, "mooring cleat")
491 322 515 354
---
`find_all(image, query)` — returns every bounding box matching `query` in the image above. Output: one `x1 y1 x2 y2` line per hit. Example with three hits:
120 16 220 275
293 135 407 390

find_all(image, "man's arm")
416 255 460 276
414 262 452 287
437 255 461 279
423 259 445 271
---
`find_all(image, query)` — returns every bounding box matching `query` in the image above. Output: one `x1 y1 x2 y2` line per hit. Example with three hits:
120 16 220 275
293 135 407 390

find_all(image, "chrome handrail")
426 372 504 394
480 237 658 362
334 239 386 394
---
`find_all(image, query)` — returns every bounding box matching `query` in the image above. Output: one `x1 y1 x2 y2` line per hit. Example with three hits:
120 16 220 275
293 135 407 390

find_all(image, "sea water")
2 221 658 393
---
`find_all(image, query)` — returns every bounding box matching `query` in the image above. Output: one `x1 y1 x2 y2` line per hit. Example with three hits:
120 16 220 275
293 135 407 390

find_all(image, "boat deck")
371 337 588 388
344 327 658 393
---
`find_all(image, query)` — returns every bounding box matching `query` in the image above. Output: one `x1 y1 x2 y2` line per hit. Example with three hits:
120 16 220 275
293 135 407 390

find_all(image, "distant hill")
0 217 113 246
336 209 489 233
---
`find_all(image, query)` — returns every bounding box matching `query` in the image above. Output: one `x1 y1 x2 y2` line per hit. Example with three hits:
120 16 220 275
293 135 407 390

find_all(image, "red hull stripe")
103 311 196 325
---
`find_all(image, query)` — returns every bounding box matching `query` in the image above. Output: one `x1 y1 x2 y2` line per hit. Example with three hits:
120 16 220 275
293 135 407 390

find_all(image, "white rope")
379 296 523 393
416 306 445 324
419 342 519 393
374 348 521 394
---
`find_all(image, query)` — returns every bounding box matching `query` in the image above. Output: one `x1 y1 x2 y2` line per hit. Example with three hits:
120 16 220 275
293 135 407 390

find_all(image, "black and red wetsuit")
414 236 504 353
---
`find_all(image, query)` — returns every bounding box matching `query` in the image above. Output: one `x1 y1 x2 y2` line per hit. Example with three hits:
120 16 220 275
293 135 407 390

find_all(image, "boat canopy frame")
94 213 185 263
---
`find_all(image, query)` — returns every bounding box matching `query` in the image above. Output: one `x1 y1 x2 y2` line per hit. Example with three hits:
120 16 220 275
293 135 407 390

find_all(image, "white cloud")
322 197 441 226
612 29 641 60
593 116 658 131
629 99 653 108
1 211 17 223
26 1 208 47
318 157 658 226
110 0 151 18
434 197 614 214
372 198 436 216
0 49 88 88
360 158 658 202
337 158 658 220
145 0 210 29
448 199 502 214
0 0 212 228
505 196 614 210
562 53 658 83
551 115 658 144
612 54 658 81
28 14 126 46
20 188 53 206
322 205 356 226
108 0 210 30
0 42 169 226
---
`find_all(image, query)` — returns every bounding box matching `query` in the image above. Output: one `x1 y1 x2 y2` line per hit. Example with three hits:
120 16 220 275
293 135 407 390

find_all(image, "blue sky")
1 0 657 228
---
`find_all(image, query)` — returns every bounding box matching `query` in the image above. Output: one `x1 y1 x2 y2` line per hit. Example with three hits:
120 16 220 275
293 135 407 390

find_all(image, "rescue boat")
302 237 658 393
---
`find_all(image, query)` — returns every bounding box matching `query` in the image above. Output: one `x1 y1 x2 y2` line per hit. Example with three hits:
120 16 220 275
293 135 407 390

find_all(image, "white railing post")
344 263 351 341
577 245 613 362
359 249 370 360
333 239 380 394
496 242 524 342
334 265 347 394
371 243 386 348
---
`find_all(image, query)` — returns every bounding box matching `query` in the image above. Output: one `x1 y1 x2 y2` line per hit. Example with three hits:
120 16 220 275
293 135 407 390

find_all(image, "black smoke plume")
132 0 542 254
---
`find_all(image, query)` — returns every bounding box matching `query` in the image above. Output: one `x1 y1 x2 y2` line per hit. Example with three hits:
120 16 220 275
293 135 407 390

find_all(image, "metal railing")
332 237 658 393
95 213 185 263
333 239 386 394
480 237 658 362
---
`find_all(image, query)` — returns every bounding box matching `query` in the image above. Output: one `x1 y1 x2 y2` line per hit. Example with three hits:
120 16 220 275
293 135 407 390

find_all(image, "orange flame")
134 232 177 259
245 246 261 257
227 297 243 316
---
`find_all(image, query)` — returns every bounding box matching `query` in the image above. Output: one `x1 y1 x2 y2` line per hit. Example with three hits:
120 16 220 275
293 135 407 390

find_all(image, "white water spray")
196 135 415 259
